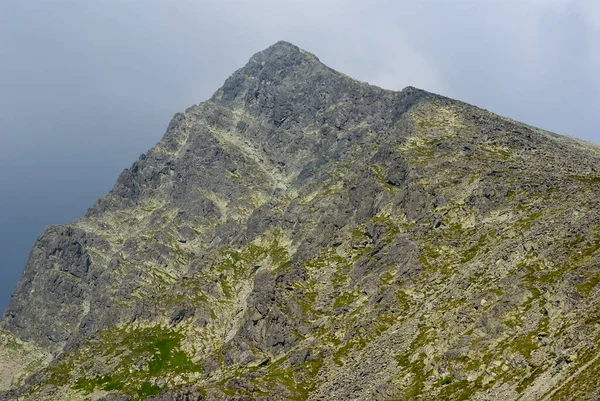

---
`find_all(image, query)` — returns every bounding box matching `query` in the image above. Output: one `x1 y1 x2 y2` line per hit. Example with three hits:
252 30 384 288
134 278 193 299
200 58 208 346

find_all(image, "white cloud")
579 0 600 28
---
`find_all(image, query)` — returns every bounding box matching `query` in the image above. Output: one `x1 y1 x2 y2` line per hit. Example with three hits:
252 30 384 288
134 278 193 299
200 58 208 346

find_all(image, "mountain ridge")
2 41 600 401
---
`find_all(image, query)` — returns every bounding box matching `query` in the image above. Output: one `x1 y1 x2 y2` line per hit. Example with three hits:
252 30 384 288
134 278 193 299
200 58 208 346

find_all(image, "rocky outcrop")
2 41 600 400
2 226 108 351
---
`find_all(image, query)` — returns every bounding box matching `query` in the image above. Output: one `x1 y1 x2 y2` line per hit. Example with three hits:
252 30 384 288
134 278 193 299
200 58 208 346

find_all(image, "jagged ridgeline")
1 41 600 401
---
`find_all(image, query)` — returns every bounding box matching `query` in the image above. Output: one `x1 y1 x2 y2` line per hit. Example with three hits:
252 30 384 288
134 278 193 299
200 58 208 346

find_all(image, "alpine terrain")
2 41 600 401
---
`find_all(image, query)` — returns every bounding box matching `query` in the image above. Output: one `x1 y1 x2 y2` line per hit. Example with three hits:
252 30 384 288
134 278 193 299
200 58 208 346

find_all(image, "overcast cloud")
1 0 599 311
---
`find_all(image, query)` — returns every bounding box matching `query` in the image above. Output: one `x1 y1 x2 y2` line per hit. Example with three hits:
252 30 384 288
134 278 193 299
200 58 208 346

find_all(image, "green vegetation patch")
577 271 600 296
462 230 495 264
436 378 476 400
569 174 600 184
2 335 24 351
50 326 203 400
370 164 395 194
220 355 324 401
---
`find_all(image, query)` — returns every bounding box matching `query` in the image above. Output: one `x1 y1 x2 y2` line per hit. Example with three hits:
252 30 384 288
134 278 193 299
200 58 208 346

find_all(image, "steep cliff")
2 41 600 400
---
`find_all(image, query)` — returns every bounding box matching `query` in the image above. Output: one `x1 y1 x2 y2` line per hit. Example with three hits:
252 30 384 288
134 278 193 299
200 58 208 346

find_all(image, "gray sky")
1 0 599 312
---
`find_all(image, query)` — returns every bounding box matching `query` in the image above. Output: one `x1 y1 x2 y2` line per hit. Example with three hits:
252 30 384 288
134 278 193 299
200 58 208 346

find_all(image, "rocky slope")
2 41 600 401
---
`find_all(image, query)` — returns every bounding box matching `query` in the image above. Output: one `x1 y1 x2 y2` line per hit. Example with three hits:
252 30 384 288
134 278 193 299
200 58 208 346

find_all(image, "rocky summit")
2 41 600 401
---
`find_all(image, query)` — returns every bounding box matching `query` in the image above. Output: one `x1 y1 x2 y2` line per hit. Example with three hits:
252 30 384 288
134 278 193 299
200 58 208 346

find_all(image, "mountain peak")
4 41 600 401
211 40 330 107
248 40 320 64
212 42 434 116
255 40 302 56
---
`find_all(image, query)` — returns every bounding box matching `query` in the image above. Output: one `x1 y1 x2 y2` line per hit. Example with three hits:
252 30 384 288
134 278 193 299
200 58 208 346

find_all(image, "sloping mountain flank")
2 41 600 401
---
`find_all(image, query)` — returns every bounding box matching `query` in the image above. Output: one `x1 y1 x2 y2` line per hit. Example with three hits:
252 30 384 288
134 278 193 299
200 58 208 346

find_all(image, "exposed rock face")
1 41 600 400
